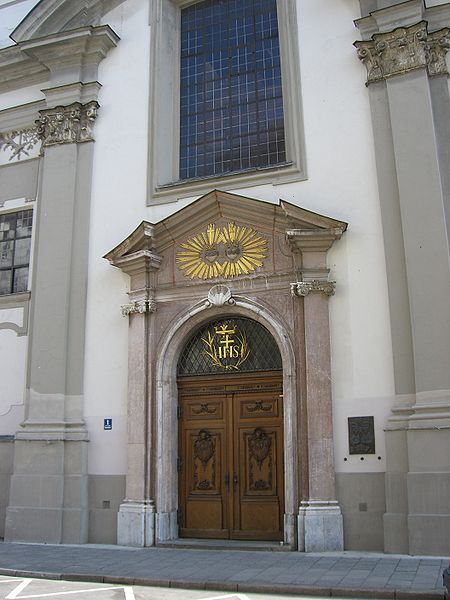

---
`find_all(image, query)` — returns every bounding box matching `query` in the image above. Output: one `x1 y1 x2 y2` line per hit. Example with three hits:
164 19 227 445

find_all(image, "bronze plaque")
348 416 375 455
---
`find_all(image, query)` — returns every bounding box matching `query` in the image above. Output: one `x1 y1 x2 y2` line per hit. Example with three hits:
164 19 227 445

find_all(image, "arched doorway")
177 317 284 541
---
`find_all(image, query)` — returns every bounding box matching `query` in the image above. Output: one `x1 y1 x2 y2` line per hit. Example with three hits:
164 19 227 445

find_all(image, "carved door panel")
178 373 283 540
178 391 230 538
232 388 284 541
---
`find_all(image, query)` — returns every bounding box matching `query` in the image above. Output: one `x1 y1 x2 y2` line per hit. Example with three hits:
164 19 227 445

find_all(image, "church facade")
0 0 449 555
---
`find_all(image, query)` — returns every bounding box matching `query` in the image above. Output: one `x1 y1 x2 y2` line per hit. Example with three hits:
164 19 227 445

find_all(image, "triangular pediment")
104 190 348 264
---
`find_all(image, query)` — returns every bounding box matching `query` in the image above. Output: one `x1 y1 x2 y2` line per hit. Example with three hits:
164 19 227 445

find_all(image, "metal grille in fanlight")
177 316 282 376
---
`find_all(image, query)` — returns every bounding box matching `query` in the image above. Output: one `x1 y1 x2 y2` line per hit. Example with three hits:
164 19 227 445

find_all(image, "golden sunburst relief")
176 222 268 280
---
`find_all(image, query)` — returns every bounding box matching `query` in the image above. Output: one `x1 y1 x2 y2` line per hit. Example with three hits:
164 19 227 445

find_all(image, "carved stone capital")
121 298 157 317
36 101 99 147
355 21 450 84
425 28 450 76
291 280 336 297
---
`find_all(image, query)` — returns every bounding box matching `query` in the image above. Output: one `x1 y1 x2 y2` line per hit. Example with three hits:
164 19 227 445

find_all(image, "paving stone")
0 541 449 599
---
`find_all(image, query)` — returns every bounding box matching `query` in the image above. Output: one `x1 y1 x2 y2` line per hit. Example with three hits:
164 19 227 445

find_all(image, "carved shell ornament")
176 222 267 280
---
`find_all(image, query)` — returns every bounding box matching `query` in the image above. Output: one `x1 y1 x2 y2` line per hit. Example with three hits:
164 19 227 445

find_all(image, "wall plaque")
348 416 375 455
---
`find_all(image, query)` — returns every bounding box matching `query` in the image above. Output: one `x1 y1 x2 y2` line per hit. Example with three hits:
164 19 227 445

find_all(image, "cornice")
20 25 120 86
0 25 119 93
0 99 45 131
103 221 156 264
286 228 346 253
107 249 163 277
356 1 424 39
0 45 49 93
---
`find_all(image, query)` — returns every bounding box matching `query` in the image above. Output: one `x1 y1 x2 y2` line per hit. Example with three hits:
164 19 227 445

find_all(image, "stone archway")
153 295 298 546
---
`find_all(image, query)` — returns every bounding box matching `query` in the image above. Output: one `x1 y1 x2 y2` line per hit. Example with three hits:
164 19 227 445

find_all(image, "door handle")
233 474 238 488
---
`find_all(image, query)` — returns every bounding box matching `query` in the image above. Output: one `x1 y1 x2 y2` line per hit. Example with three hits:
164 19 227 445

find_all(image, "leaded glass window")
178 317 282 376
180 0 286 180
0 210 32 295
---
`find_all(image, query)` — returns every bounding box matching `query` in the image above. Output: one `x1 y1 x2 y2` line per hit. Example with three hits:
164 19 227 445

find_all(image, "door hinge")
177 457 183 472
177 405 183 419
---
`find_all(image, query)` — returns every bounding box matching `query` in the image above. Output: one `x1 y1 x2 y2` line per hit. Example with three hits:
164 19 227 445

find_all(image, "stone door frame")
104 192 347 551
154 295 299 546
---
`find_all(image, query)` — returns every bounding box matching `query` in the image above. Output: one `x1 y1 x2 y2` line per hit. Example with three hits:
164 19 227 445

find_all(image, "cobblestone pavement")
0 542 448 599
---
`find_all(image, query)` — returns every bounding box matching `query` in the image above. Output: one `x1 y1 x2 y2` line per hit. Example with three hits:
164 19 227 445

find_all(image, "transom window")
0 210 32 295
178 317 282 376
179 0 286 180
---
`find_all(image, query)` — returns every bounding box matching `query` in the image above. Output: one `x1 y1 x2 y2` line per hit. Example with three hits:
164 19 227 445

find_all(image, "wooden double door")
178 371 284 541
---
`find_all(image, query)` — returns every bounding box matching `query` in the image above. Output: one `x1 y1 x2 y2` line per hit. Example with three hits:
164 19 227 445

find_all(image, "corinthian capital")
291 280 336 298
36 101 99 148
355 21 450 84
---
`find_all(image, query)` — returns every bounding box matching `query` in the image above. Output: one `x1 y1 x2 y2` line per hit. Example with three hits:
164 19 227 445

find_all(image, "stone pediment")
104 190 348 281
105 190 347 260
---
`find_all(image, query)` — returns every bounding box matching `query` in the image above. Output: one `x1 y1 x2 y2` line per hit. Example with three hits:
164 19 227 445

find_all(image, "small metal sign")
103 418 113 431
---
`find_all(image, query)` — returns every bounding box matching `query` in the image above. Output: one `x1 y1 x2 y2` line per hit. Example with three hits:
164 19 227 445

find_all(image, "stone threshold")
156 537 292 552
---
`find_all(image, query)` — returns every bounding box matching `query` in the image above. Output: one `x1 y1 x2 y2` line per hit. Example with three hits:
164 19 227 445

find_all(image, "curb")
0 568 444 599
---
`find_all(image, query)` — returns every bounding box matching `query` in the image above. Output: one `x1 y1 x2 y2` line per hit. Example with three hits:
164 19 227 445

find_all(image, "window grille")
0 209 32 295
178 316 282 376
179 0 286 180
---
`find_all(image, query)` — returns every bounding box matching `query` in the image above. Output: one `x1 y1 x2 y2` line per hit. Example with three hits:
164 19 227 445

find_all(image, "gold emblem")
176 222 267 280
202 321 250 370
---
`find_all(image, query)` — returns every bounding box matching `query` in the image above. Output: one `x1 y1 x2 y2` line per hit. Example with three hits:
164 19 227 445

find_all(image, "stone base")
5 506 88 544
117 501 155 547
284 512 297 547
383 512 409 553
4 437 88 543
298 501 344 552
155 510 178 542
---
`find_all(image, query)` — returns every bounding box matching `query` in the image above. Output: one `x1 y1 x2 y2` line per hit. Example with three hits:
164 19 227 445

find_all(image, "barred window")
179 0 286 180
0 210 32 295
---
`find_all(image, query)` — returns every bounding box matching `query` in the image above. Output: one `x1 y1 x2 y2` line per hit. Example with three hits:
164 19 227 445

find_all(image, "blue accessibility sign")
103 418 113 430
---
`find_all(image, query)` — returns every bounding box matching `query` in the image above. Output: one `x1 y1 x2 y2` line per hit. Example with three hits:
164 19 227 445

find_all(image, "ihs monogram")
176 222 267 280
202 322 250 370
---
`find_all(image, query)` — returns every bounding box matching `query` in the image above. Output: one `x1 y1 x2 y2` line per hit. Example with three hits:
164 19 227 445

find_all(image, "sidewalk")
0 541 448 599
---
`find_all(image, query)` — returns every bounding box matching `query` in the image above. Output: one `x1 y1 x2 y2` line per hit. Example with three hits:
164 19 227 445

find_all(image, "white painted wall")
0 0 39 49
83 0 396 478
85 0 151 475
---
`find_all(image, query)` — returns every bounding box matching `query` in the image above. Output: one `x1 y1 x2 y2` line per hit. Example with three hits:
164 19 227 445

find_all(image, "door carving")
178 372 284 540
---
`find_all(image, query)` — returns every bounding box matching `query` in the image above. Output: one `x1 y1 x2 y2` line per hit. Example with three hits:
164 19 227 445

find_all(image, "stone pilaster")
288 227 345 552
355 0 450 555
105 230 162 547
5 30 118 544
